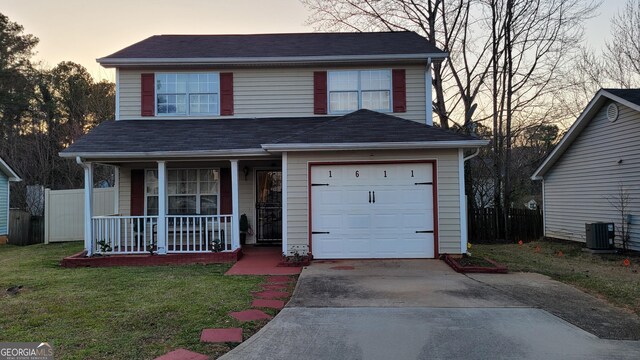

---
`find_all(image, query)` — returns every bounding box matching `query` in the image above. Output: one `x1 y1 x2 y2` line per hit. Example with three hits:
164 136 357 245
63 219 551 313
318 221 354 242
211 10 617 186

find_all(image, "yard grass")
0 243 265 360
473 239 640 316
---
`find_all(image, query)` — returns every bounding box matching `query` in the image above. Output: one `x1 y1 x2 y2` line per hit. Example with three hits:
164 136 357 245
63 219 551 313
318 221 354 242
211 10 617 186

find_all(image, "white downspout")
463 147 481 162
281 152 288 256
425 57 433 126
115 68 120 121
460 148 481 254
76 156 94 256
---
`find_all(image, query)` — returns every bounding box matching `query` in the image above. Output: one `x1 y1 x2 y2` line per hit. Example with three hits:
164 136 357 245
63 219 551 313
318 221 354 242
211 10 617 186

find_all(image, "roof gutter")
262 140 489 152
60 148 270 160
97 53 449 67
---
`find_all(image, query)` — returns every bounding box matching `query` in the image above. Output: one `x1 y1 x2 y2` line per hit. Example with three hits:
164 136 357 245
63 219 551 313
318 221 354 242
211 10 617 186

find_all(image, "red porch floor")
225 246 302 275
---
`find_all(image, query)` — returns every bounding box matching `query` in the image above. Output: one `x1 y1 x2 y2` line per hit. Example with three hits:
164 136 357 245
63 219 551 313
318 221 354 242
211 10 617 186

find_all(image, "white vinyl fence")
44 188 116 243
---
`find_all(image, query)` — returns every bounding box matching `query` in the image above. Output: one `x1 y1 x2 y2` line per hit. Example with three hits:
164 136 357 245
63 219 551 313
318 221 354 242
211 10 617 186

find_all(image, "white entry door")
311 162 435 259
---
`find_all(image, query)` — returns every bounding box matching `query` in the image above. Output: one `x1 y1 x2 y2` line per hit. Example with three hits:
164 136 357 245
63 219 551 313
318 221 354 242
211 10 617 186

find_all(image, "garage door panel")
311 163 436 259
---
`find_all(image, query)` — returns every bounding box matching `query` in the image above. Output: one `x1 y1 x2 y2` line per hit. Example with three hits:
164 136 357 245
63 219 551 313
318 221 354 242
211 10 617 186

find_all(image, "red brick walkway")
225 246 302 275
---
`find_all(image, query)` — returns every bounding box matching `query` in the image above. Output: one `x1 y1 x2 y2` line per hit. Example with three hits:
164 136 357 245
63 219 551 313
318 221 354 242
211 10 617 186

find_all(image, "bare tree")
487 0 598 239
608 184 632 252
603 0 640 88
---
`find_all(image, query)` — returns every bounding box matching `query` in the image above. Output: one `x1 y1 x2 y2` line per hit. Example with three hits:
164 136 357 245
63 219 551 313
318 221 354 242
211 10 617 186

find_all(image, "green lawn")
473 240 640 316
0 243 265 360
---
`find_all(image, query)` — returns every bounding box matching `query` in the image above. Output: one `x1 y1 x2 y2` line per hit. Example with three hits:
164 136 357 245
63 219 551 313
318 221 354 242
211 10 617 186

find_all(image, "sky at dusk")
0 0 627 81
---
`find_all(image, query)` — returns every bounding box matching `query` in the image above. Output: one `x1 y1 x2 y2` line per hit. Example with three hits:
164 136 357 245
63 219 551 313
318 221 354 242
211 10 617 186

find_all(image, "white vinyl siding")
119 168 131 216
543 102 640 250
0 173 8 235
286 149 462 255
117 66 427 123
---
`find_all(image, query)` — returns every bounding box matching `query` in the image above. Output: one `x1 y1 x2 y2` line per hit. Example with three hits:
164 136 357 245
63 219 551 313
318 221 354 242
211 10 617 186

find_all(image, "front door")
256 170 282 243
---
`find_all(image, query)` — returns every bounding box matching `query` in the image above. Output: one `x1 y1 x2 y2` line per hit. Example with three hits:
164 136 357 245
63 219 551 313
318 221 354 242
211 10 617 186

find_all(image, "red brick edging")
61 249 243 268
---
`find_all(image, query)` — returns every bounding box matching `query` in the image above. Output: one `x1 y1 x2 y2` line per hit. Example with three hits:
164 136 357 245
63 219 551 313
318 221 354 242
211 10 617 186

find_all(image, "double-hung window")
144 169 220 215
328 70 392 113
156 73 220 116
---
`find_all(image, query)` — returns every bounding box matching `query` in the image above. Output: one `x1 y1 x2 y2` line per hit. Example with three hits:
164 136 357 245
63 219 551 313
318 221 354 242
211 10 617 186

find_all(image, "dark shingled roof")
100 32 445 60
604 88 640 107
61 110 479 156
271 110 477 144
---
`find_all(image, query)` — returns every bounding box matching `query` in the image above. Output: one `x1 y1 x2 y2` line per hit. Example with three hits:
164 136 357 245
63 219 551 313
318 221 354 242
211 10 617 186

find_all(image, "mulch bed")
443 254 508 274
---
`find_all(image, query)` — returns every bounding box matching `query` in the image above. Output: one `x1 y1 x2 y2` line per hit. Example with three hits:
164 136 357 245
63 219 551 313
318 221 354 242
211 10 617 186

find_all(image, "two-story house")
61 32 487 260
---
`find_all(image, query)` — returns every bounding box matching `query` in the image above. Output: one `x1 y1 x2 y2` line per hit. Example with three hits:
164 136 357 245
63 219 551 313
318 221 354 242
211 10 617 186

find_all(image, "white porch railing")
91 214 233 254
165 215 232 253
92 216 158 254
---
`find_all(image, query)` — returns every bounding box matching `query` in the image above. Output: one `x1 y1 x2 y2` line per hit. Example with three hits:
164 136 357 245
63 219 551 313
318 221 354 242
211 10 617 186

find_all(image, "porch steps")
200 328 243 343
154 349 208 360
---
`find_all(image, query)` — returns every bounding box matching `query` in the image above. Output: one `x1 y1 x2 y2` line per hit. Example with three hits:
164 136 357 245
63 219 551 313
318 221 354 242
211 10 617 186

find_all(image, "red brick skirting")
443 255 508 274
61 249 243 268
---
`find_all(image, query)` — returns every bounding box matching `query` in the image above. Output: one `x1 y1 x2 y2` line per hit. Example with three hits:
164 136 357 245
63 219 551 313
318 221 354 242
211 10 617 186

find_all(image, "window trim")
144 168 221 216
154 72 221 117
327 69 393 114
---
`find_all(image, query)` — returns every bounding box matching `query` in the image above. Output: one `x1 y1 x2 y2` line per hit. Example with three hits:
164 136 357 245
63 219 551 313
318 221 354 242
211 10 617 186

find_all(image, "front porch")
78 157 287 258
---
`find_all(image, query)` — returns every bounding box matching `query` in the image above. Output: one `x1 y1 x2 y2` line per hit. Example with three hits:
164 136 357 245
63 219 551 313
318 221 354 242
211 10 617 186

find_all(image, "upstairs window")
328 70 392 113
156 73 220 116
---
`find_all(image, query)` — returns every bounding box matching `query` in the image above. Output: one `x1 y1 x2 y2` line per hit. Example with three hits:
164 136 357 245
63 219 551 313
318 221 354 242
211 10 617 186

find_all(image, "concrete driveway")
221 260 640 360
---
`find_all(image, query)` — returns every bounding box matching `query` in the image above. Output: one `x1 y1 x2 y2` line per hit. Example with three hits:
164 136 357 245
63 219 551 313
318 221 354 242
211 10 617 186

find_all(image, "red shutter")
219 168 232 215
141 73 155 116
392 69 406 113
220 72 234 116
313 71 328 114
130 169 145 216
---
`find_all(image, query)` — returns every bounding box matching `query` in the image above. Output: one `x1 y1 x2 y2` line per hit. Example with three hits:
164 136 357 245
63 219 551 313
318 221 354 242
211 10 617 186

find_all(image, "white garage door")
311 162 435 259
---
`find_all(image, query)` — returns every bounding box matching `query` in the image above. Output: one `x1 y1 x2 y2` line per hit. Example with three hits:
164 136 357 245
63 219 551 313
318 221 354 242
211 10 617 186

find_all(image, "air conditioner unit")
585 223 615 250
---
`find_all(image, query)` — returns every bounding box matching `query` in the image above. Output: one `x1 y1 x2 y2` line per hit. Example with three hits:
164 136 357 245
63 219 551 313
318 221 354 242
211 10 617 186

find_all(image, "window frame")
154 72 221 117
144 168 221 216
327 69 393 114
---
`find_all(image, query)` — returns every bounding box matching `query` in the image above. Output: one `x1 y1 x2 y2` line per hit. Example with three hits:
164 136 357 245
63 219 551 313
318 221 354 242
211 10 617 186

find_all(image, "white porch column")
157 161 167 254
281 152 288 255
230 160 240 250
113 166 120 214
83 161 94 256
425 58 433 126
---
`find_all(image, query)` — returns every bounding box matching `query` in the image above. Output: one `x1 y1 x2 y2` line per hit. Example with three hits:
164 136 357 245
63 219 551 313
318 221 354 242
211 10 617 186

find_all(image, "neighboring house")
0 158 22 243
532 89 640 251
61 32 488 259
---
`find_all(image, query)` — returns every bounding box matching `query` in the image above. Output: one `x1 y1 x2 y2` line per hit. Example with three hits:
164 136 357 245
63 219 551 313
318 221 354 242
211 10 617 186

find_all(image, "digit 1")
329 170 332 178
411 170 414 177
384 170 387 178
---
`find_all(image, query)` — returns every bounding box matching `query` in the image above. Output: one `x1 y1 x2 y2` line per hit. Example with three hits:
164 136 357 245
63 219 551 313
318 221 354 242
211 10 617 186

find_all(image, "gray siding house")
0 158 21 243
532 89 640 250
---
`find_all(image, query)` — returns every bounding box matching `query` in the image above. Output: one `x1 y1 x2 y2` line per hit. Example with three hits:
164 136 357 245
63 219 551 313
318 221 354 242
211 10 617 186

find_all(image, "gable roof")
603 88 640 107
0 157 21 182
97 32 447 67
60 110 487 160
531 88 640 180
